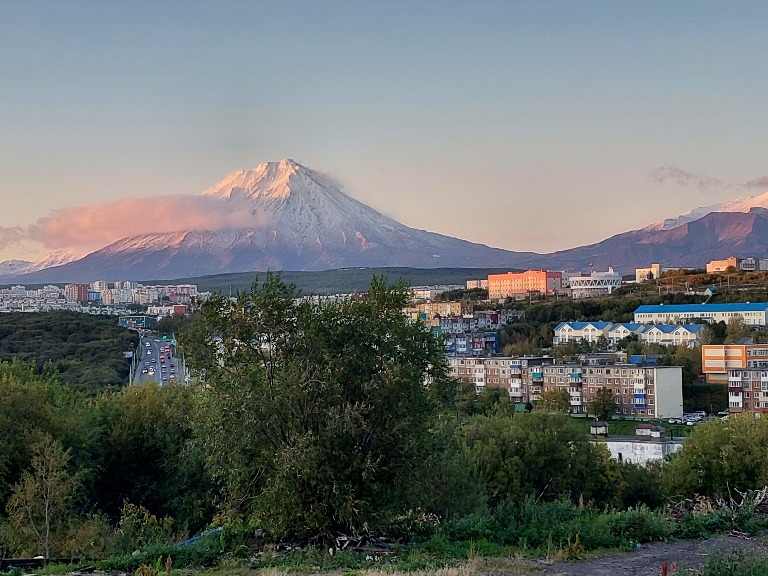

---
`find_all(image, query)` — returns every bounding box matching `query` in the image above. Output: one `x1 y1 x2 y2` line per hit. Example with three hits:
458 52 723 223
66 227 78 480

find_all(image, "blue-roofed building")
639 324 705 347
634 303 768 326
553 321 614 345
606 323 645 346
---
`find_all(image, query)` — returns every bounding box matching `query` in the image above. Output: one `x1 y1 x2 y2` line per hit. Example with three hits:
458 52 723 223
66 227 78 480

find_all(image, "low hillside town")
412 260 768 424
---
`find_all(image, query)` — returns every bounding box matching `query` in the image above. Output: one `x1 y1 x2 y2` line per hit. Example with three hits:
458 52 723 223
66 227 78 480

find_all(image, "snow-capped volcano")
647 190 768 231
198 158 414 255
10 160 531 282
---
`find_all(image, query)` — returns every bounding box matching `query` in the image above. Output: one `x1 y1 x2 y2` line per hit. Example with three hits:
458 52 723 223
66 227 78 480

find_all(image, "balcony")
509 388 524 397
569 397 582 406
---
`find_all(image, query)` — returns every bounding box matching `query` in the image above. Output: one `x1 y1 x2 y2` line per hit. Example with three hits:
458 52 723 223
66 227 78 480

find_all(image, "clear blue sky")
1 0 767 260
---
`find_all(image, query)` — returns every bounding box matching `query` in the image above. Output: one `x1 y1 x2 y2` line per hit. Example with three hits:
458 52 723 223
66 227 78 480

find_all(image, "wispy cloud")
653 164 768 196
651 164 726 192
19 195 270 254
0 227 24 250
742 176 768 189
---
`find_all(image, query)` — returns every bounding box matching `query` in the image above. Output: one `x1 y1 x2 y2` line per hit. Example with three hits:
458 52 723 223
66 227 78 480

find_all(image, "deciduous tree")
184 274 455 540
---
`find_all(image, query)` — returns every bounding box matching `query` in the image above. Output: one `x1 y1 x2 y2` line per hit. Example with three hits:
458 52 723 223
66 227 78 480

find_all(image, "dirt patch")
533 534 768 575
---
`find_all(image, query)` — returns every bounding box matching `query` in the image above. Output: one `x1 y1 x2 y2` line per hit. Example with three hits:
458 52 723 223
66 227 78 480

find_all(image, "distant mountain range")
4 159 768 284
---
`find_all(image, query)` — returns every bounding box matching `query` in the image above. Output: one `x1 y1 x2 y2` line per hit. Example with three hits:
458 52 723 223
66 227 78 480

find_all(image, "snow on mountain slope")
14 160 533 282
0 251 79 280
646 190 768 230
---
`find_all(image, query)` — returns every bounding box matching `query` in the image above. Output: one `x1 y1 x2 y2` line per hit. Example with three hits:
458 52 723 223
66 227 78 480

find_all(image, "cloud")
742 176 768 189
26 195 271 253
651 164 726 192
653 164 768 195
0 227 24 250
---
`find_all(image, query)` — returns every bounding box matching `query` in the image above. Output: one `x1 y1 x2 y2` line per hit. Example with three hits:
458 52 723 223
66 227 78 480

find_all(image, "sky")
1 0 767 262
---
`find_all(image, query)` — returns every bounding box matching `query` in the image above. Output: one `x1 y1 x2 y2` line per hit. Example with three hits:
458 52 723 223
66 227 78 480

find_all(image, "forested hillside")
0 311 137 393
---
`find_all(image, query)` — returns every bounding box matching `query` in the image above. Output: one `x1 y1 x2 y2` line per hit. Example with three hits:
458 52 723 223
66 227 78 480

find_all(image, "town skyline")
2 1 767 262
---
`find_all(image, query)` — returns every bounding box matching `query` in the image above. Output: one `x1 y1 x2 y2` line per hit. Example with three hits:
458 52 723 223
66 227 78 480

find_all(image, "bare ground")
531 533 768 575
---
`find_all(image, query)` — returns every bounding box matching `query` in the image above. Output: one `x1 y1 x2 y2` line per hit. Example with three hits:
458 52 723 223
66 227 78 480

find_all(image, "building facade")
555 321 704 348
634 303 768 326
702 344 768 384
487 270 564 299
724 367 768 416
635 264 665 283
568 267 623 298
448 355 683 418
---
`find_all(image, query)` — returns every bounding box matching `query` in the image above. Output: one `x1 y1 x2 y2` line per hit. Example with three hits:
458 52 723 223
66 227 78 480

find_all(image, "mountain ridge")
6 160 768 283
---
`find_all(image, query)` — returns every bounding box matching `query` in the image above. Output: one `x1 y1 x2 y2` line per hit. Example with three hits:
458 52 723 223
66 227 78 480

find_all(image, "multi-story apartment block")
442 332 498 356
725 367 768 417
702 344 768 384
487 270 564 300
568 267 623 298
64 284 89 303
542 363 683 418
447 356 554 402
448 356 683 418
634 303 768 326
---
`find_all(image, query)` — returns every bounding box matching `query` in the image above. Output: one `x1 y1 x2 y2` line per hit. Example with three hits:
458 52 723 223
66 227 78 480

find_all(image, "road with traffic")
133 334 185 385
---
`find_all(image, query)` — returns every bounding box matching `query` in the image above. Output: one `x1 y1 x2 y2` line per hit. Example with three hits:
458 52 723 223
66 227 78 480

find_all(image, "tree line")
0 276 766 559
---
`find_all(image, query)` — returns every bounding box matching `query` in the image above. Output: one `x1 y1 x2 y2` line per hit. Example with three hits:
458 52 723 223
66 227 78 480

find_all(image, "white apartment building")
555 322 704 348
634 303 768 326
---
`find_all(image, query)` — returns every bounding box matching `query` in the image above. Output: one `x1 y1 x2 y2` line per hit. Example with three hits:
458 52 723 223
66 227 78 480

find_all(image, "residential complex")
634 303 768 326
448 355 683 418
554 321 704 348
0 282 205 315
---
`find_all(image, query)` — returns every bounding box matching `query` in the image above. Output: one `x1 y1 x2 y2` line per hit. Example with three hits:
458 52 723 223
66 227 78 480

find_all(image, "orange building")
702 344 768 384
487 270 564 300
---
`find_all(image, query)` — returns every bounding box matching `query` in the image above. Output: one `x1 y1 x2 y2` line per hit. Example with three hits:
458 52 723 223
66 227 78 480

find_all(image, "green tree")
537 389 571 413
91 383 213 533
6 434 81 558
663 415 768 496
184 274 455 540
590 387 617 421
465 412 623 507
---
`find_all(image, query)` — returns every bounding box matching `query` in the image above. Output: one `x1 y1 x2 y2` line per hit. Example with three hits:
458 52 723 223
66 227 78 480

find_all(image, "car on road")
142 369 148 374
151 358 157 363
144 361 149 366
160 355 165 360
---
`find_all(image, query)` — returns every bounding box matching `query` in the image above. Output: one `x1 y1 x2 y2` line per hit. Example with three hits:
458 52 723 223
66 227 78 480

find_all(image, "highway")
132 334 185 386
